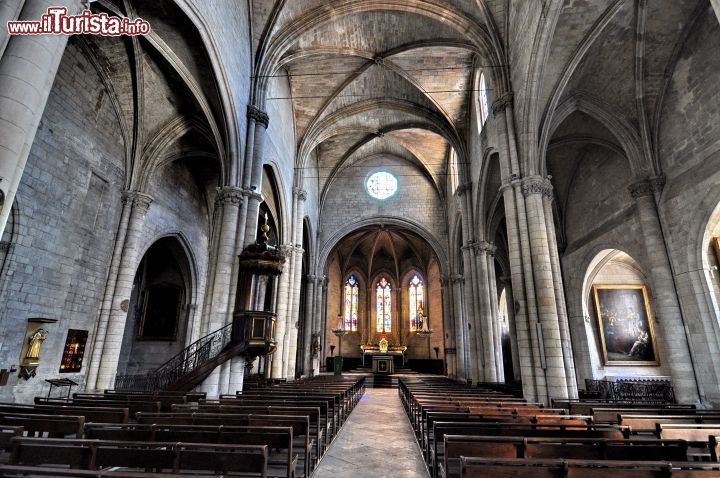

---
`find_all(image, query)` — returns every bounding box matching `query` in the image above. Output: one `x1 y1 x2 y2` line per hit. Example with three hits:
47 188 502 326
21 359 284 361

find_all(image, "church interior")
1 0 720 476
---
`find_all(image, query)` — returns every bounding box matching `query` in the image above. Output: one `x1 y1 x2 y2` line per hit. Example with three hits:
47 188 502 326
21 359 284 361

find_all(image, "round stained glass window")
366 171 398 200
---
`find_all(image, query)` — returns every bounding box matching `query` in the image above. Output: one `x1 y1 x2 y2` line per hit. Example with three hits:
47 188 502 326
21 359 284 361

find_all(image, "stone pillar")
541 183 578 397
303 275 317 376
86 192 133 389
94 192 152 390
629 178 699 403
522 176 569 401
243 107 269 247
712 0 720 26
451 275 468 381
285 188 307 379
0 0 24 58
0 0 81 240
474 241 498 382
271 244 293 378
201 186 243 395
440 276 457 378
480 242 505 382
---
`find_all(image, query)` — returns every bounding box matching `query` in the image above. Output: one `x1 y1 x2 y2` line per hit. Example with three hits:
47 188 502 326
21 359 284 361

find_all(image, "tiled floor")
312 388 430 478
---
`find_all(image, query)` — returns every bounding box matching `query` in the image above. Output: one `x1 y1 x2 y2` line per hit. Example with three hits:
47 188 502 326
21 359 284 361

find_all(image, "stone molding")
121 191 153 213
521 176 553 198
474 241 496 256
491 92 514 114
294 188 307 201
248 105 269 128
215 186 244 206
628 175 666 199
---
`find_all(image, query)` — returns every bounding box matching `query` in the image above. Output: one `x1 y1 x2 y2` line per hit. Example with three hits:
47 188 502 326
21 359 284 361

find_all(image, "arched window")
344 275 359 331
477 72 489 130
409 274 425 331
449 148 459 195
376 277 392 333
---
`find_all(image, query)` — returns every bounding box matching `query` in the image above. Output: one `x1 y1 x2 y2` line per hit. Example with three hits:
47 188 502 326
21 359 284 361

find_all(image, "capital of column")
244 188 264 202
248 105 269 128
628 175 665 199
474 240 497 256
440 275 451 287
294 188 307 201
306 274 318 284
451 274 465 285
521 175 553 199
215 186 244 206
491 92 514 115
279 244 294 256
121 191 153 213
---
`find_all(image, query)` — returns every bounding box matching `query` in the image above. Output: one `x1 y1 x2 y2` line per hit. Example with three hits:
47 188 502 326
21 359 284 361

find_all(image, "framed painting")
592 284 659 366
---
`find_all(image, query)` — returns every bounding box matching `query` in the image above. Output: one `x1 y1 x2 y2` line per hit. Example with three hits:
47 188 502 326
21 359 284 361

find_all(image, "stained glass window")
478 72 489 128
344 275 359 331
409 274 425 331
366 171 398 200
376 277 392 332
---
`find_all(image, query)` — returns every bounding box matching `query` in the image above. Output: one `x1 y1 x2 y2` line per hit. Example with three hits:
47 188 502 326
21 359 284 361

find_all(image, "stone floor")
312 388 430 478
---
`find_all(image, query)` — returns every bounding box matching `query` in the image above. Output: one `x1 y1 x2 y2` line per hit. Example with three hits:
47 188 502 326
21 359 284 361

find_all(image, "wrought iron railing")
114 323 234 391
585 378 676 403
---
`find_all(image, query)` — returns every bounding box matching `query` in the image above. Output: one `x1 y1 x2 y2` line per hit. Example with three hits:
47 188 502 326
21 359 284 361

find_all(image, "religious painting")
592 285 659 365
59 329 88 373
138 286 182 340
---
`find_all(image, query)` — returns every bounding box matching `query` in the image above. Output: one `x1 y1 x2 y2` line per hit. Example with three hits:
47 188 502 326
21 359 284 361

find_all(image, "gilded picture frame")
592 284 659 366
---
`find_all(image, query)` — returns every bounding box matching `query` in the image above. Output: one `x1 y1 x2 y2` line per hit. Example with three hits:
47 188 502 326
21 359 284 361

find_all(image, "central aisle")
312 387 429 478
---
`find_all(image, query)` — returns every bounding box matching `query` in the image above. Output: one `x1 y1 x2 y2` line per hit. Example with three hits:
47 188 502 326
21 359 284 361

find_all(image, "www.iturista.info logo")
7 7 151 36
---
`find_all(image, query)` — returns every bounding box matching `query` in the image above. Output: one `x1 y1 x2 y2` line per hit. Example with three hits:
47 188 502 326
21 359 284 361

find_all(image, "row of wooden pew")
400 376 720 478
0 375 365 477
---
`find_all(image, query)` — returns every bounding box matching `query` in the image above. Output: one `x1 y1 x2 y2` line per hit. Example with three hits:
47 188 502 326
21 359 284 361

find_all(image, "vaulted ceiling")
252 0 507 203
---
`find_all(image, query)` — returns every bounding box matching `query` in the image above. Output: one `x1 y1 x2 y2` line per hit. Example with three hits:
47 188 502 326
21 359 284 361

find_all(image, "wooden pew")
0 414 84 438
10 437 268 476
85 423 297 478
0 464 219 477
459 457 673 478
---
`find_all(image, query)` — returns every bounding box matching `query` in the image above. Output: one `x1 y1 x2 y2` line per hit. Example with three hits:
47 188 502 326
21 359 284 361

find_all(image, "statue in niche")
25 329 48 361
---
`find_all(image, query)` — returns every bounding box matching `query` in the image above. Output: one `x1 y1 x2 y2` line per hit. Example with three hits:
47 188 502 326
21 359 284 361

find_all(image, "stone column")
440 276 457 378
712 0 720 26
629 178 699 403
0 0 81 240
271 244 294 378
201 186 243 395
303 275 317 376
480 242 505 382
94 192 152 390
0 0 24 58
86 192 133 389
243 107 269 247
474 241 498 382
522 176 569 401
451 275 468 381
285 188 307 379
541 182 578 397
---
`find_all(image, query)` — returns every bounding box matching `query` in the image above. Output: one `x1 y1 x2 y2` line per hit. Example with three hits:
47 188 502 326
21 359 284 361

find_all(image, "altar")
362 351 405 371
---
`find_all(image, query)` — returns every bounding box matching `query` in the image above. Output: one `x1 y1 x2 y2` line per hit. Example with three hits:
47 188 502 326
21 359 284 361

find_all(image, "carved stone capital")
122 191 153 213
215 186 244 206
628 175 665 199
461 241 475 252
451 274 464 285
491 92 514 114
294 188 307 201
521 176 553 198
475 240 496 256
440 276 450 287
248 105 269 128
